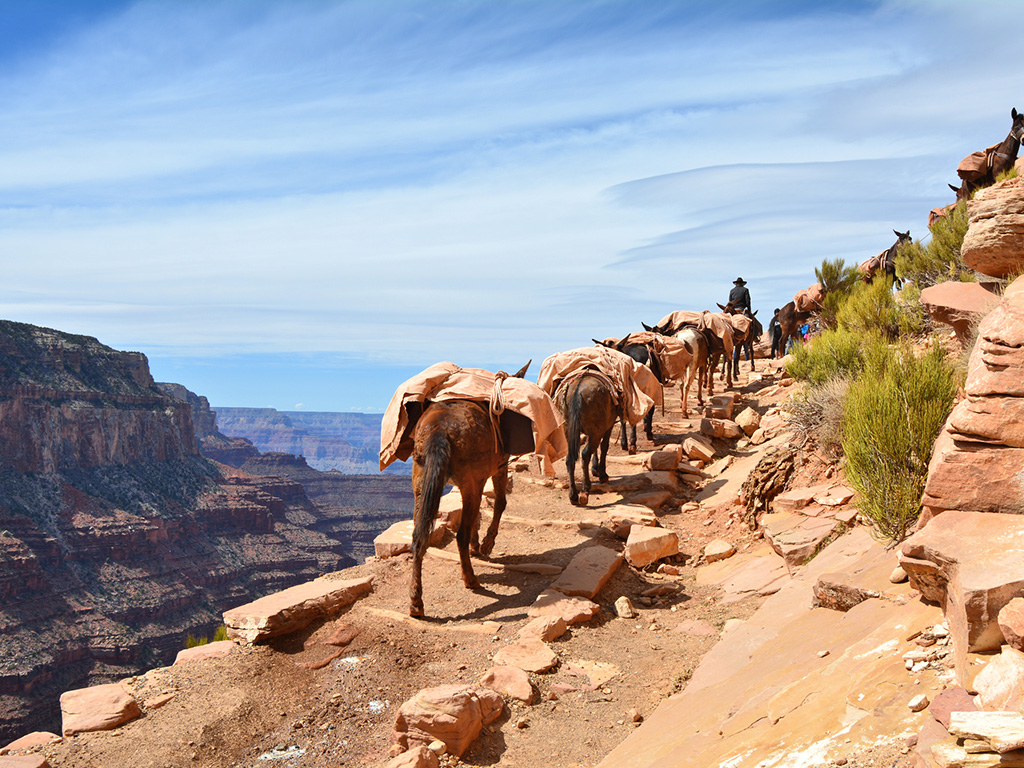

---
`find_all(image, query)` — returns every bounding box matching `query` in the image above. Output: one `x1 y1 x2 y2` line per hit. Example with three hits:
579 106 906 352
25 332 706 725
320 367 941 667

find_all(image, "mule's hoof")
578 493 589 506
628 447 637 455
409 604 424 618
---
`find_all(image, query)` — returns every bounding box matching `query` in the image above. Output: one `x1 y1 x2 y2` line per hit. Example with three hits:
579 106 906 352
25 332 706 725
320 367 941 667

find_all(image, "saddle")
957 142 1001 182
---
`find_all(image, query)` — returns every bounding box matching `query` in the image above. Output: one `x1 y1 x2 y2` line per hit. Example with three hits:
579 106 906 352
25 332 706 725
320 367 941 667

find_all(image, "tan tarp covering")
656 310 735 359
720 313 752 338
793 283 824 313
958 142 1001 182
617 332 694 383
537 347 658 424
379 362 568 471
858 253 883 276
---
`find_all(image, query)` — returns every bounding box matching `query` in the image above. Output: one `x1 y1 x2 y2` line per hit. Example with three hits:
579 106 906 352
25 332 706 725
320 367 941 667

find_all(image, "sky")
1 0 1021 412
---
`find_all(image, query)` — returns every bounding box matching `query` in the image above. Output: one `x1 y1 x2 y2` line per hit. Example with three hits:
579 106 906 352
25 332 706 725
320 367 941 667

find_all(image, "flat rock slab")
519 615 567 642
901 510 1024 683
762 512 842 570
585 504 658 530
975 647 1024 713
0 733 60 755
949 710 1024 753
60 682 141 737
813 544 913 612
479 666 535 703
683 436 715 463
920 281 1000 341
672 619 719 638
374 520 445 558
174 640 235 665
0 757 51 768
223 575 374 645
624 526 679 568
492 636 558 673
549 546 622 599
528 591 600 625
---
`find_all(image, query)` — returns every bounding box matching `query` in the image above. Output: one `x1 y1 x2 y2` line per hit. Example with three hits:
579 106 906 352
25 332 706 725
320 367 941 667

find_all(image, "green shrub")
786 327 866 386
895 282 929 337
815 258 861 329
841 341 958 543
895 201 974 288
184 625 228 648
837 280 900 339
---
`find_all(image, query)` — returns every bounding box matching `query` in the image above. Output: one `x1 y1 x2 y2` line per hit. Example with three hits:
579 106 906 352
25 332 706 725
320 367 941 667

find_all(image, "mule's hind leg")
478 461 508 557
644 406 654 442
579 433 594 506
456 480 483 590
409 464 428 617
596 427 612 483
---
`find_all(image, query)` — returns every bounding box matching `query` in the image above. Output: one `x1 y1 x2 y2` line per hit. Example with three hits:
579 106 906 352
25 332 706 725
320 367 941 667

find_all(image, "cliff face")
0 321 355 741
213 407 409 474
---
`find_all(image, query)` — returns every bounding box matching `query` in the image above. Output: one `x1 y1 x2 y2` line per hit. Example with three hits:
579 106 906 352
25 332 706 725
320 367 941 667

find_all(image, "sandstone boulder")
223 575 373 645
975 646 1024 713
392 684 504 757
733 408 761 436
900 510 1024 684
962 176 1024 278
919 281 999 343
624 526 679 568
0 733 60 755
60 683 141 737
386 745 439 768
549 546 622 599
528 591 600 625
519 614 567 642
479 666 534 703
0 756 51 768
703 539 735 564
683 436 715 463
374 520 445 558
1001 598 1024 651
647 445 682 471
174 639 235 665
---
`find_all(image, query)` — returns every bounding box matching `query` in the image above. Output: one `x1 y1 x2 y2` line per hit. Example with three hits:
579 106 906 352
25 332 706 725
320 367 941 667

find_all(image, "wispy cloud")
0 0 1018 409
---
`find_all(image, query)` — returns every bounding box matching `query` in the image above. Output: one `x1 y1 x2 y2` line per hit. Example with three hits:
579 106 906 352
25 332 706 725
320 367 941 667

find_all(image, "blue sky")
1 0 1019 412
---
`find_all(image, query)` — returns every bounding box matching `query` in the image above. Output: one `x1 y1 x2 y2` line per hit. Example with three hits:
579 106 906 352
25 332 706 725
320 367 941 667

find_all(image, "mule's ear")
641 322 654 332
512 360 531 378
752 310 758 317
1013 107 1019 119
592 338 609 348
949 183 960 193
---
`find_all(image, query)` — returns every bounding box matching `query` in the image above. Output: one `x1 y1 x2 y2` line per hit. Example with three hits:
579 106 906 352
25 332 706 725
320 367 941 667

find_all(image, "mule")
554 372 618 506
776 301 812 356
953 108 1024 200
863 230 910 289
717 303 763 377
646 314 733 392
593 337 662 454
408 361 530 617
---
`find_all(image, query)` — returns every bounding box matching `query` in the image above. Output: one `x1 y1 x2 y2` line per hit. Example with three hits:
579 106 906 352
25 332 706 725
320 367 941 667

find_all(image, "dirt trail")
30 365 799 768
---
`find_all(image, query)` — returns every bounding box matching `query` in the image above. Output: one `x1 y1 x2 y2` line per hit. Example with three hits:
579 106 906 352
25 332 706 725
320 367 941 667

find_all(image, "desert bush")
895 282 929 337
784 376 850 458
785 327 866 386
184 625 228 648
895 201 974 288
815 258 861 329
841 341 958 543
837 280 901 339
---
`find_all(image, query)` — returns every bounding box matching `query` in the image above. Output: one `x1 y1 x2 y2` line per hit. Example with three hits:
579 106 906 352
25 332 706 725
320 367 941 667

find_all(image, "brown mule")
407 362 530 618
555 371 618 506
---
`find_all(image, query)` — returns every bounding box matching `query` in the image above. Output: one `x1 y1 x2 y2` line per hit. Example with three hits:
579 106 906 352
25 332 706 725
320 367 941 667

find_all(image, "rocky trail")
2 363 951 768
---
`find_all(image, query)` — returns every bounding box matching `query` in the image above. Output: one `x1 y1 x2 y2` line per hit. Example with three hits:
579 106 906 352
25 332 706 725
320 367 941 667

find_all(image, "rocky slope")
0 322 359 742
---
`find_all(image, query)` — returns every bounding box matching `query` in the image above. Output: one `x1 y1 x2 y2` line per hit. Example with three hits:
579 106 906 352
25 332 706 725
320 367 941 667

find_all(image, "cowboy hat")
733 277 746 285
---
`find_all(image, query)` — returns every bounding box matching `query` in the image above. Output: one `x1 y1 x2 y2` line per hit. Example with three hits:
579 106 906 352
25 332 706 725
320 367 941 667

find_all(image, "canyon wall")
0 321 357 741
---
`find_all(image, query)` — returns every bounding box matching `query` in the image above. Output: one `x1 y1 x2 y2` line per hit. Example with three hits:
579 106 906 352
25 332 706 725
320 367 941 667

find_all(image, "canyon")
0 321 410 742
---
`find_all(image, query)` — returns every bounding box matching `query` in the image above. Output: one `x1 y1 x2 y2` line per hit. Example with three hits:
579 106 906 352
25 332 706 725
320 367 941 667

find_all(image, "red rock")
392 685 504 757
919 281 1000 342
772 484 831 513
1001 598 1024 651
975 647 1024 713
374 520 445 558
703 539 735 563
683 436 715 463
0 756 51 768
0 732 60 755
734 408 761 436
324 621 362 647
480 666 535 703
386 746 439 768
762 513 842 570
672 620 719 638
962 176 1024 278
223 575 373 645
647 446 681 471
901 511 1024 684
173 639 235 665
699 418 725 439
492 636 558 673
519 615 567 642
549 546 622 599
624 526 679 568
950 395 1024 449
60 683 141 737
528 591 600 625
928 687 977 730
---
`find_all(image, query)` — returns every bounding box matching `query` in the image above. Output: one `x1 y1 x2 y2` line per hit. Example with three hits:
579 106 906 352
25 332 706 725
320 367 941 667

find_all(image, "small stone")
817 650 829 658
428 740 447 755
627 708 643 723
614 596 637 619
908 694 929 712
889 566 908 584
516 718 529 729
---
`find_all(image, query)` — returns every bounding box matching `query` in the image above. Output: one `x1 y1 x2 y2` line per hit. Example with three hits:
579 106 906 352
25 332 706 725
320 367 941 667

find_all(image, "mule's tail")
414 430 451 551
565 379 583 469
